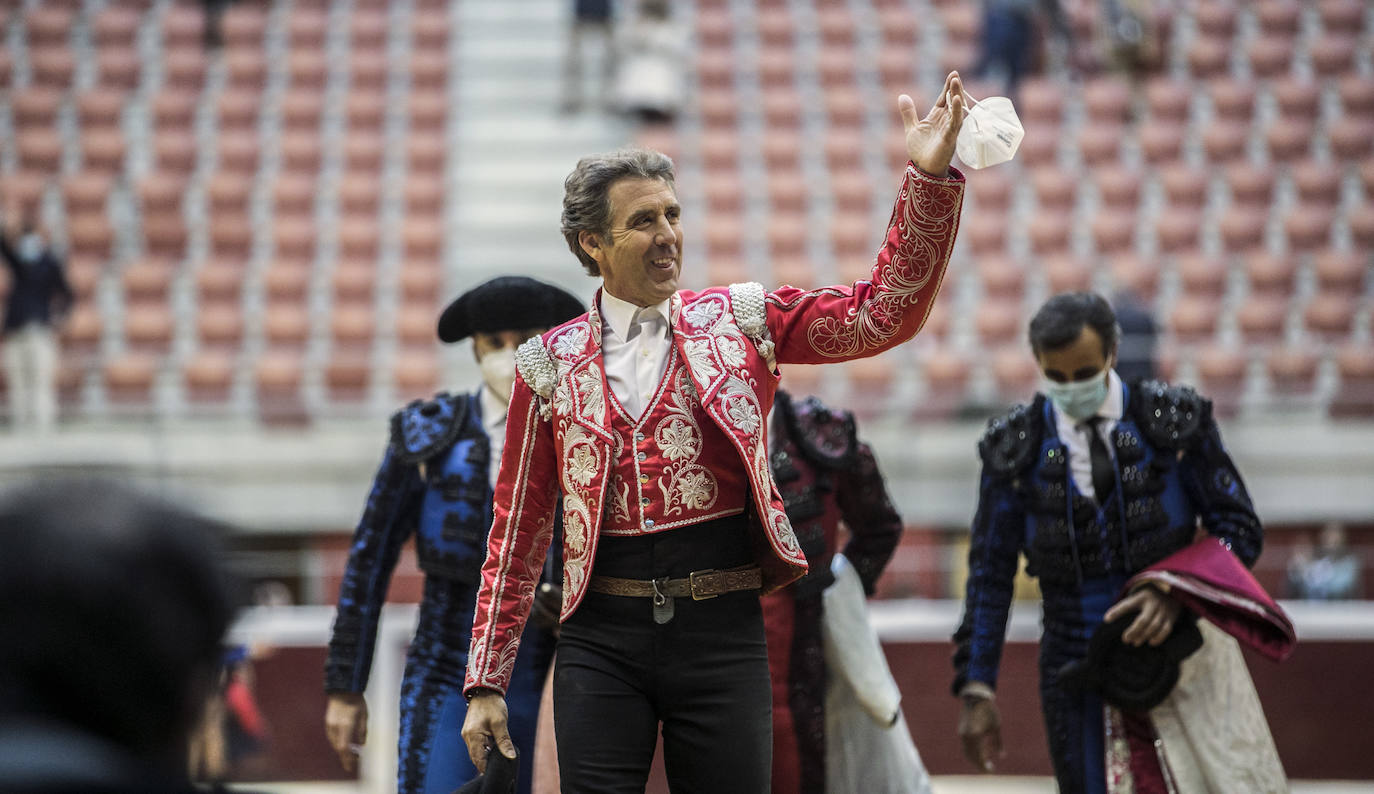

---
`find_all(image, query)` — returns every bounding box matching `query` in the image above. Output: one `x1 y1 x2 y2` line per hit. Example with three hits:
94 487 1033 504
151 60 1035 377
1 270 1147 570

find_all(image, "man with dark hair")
0 478 235 793
461 73 968 792
952 291 1287 792
324 277 584 794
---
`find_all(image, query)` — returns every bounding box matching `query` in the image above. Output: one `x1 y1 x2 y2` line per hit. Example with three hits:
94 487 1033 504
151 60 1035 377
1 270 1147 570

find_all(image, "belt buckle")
689 569 720 601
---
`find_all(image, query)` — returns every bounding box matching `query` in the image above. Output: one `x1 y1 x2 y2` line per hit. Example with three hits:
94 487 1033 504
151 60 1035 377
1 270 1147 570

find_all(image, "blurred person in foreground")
953 292 1294 793
1285 522 1362 600
460 73 967 792
0 478 236 794
1 204 73 434
324 277 582 794
763 389 931 793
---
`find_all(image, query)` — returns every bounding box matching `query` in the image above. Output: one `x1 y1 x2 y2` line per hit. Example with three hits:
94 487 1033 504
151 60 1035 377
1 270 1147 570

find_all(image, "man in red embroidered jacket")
461 72 969 792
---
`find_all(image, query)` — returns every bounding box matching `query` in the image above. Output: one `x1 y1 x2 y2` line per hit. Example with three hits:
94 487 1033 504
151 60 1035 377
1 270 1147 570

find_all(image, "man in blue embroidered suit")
459 73 968 793
952 292 1265 793
324 277 583 794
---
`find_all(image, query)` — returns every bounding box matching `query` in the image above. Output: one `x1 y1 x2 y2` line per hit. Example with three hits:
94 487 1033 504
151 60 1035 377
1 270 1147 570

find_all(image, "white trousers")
4 324 58 432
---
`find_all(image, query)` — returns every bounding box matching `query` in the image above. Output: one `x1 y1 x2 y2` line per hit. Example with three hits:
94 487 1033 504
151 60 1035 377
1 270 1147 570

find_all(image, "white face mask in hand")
479 347 517 404
955 94 1025 169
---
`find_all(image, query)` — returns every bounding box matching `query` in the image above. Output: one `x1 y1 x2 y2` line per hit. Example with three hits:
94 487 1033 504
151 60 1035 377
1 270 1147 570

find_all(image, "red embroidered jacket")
465 164 964 695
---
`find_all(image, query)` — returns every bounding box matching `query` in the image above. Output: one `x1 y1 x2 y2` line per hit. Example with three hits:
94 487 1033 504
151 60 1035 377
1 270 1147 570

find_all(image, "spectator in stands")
324 277 583 794
0 478 237 794
612 0 686 124
460 73 966 793
953 292 1286 791
559 0 616 115
0 206 72 435
1286 522 1362 600
971 0 1078 97
762 389 927 793
1111 287 1156 384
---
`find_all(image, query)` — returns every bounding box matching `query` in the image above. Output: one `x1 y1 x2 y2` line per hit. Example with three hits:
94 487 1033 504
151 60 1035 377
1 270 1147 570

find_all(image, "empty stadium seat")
1219 207 1268 254
1266 347 1319 396
1209 79 1255 123
183 351 236 404
1303 292 1357 340
1092 209 1137 255
1332 345 1374 417
1236 295 1288 345
103 353 158 405
1245 253 1297 297
197 302 245 351
1314 250 1366 293
124 302 175 353
1169 294 1220 343
1226 165 1274 208
1155 208 1202 253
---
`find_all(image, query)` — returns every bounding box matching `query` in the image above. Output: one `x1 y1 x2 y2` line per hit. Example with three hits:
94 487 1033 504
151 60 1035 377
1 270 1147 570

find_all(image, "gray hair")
561 148 676 277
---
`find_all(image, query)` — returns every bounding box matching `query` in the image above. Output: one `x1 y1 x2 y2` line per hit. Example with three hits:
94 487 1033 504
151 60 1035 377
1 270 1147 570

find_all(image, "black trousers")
553 516 772 794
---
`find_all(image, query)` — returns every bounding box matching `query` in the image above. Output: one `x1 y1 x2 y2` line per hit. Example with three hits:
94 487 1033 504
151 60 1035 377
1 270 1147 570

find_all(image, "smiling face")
1035 325 1114 383
578 177 682 307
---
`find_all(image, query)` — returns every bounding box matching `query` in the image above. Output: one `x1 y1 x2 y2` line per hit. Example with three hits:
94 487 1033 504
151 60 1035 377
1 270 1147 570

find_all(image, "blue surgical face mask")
1044 368 1110 422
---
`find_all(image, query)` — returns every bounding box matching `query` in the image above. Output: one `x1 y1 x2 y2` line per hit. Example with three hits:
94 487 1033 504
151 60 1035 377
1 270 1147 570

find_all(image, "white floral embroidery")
718 337 746 369
609 475 630 523
575 365 605 421
727 398 761 436
677 467 715 509
684 339 720 381
684 300 723 331
566 446 598 486
552 324 590 362
657 417 701 461
552 378 574 417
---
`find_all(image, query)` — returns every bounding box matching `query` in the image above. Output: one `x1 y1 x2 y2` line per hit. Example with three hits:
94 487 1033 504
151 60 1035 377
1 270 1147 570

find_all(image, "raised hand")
899 71 968 178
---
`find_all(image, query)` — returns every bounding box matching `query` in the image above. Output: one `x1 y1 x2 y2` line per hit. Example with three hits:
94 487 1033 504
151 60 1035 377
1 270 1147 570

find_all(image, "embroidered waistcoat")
466 164 965 696
602 346 752 535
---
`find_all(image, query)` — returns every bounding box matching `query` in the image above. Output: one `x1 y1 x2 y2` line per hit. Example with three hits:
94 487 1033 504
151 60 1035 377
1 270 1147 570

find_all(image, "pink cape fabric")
1126 537 1296 662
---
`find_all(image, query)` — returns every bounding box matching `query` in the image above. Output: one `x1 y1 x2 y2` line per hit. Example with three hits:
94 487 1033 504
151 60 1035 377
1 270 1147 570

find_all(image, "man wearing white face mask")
325 276 583 794
952 292 1284 793
0 210 72 434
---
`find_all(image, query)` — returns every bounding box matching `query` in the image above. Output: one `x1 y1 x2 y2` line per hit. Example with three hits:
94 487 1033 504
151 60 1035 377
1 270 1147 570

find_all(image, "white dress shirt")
599 290 672 420
479 384 508 485
1050 369 1124 503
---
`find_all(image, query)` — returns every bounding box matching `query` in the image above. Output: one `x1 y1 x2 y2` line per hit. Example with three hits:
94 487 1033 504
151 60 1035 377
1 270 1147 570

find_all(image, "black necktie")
1085 417 1115 504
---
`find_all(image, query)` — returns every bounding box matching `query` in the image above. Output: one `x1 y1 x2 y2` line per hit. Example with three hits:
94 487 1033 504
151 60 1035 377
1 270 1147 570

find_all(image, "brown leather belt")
588 565 762 601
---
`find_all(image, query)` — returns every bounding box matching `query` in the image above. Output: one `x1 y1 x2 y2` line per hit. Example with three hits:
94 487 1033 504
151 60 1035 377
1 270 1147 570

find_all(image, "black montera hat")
1056 609 1204 713
437 277 585 343
454 747 519 794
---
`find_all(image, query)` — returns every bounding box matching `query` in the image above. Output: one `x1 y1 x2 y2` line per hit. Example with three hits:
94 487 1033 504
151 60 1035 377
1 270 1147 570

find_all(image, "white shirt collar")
479 383 508 429
599 289 670 342
1099 369 1124 422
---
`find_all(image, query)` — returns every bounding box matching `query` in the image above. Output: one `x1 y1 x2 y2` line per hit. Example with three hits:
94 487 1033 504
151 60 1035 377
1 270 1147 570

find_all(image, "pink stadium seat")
331 302 375 352
25 7 74 48
1201 121 1247 165
1218 207 1267 254
350 9 390 50
1273 78 1319 121
1110 254 1160 301
1187 36 1230 78
288 9 329 49
347 91 387 132
67 261 102 301
917 348 971 420
138 173 183 215
394 351 440 401
31 49 75 90
142 215 186 259
1095 166 1142 210
938 41 976 76
1194 3 1237 39
1195 345 1247 416
407 135 446 174
1017 128 1060 167
103 353 158 405
978 255 1025 298
255 351 307 425
1209 79 1255 124
1319 0 1365 32
1339 74 1374 118
222 4 266 49
1145 79 1191 123
824 129 865 174
1284 207 1334 253
184 351 236 404
1266 117 1313 162
1294 160 1343 201
991 350 1039 403
162 48 206 91
344 133 385 173
1310 34 1357 77
351 51 389 92
1329 118 1374 162
757 8 793 47
767 214 808 260
1256 0 1301 36
1082 78 1132 124
842 354 896 418
1155 208 1202 253
762 132 802 172
696 7 732 48
326 354 372 403
271 175 314 218
699 86 739 129
288 50 329 90
1169 294 1219 343
757 48 794 90
976 299 1023 346
964 214 1007 256
1077 122 1123 167
1314 250 1366 293
1032 169 1077 211
766 171 807 216
1225 165 1274 208
1029 212 1072 255
122 260 173 303
124 301 175 353
60 304 103 356
162 4 204 50
1092 209 1136 255
206 172 251 216
280 89 325 132
210 213 253 260
152 90 198 131
831 171 871 216
217 89 260 132
1246 35 1293 78
1045 255 1093 293
1139 119 1184 165
696 47 733 91
1303 292 1357 340
968 168 1013 211
831 212 875 262
409 91 447 133
264 302 311 349
337 222 380 263
1245 253 1297 297
817 7 854 45
68 213 115 261
1017 78 1065 127
818 50 857 90
877 48 915 93
225 49 267 91
280 133 322 173
154 130 197 173
12 89 62 130
62 173 112 216
824 91 865 129
271 216 317 263
396 304 439 352
196 302 245 351
1236 295 1288 345
877 6 919 45
1332 345 1374 417
93 6 141 50
197 262 245 303
16 130 62 173
4 173 47 218
263 263 312 303
411 14 449 52
1177 254 1229 297
1266 347 1318 396
77 91 126 133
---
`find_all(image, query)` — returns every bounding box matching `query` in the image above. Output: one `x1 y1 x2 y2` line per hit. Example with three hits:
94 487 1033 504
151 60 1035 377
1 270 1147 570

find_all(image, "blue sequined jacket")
326 392 555 693
951 380 1262 696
